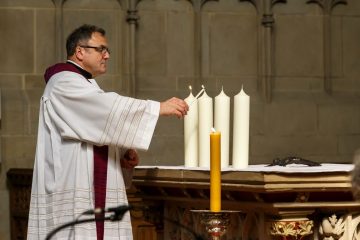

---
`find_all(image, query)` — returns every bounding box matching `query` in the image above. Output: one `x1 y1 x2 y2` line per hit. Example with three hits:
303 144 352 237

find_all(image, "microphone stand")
45 206 205 240
45 207 129 240
45 216 110 240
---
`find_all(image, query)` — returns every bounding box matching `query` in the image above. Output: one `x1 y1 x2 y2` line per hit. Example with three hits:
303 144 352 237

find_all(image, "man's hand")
120 149 139 169
160 97 189 118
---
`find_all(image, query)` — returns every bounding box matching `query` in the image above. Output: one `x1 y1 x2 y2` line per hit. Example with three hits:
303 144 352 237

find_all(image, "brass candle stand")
191 210 237 240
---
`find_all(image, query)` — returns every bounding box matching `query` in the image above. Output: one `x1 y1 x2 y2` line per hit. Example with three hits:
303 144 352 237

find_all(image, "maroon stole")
44 61 108 240
93 145 108 240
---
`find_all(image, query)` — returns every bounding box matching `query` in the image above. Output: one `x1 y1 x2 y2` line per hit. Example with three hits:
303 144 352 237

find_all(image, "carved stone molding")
125 0 142 97
270 220 314 239
240 0 286 102
319 214 345 239
306 0 348 94
240 0 286 17
181 0 219 89
307 0 347 12
318 213 360 240
52 0 67 62
116 0 125 7
126 0 141 24
186 0 219 11
126 9 139 25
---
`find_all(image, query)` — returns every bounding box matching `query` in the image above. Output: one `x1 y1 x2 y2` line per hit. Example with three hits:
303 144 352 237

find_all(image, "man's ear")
74 46 84 61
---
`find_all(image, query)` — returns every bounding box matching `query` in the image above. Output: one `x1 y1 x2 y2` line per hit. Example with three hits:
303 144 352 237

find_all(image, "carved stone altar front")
130 164 360 240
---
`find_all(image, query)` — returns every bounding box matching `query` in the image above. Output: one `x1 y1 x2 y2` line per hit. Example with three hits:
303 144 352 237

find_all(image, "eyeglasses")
79 45 110 55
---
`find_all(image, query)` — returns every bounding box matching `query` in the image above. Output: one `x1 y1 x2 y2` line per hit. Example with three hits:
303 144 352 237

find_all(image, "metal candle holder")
191 210 236 240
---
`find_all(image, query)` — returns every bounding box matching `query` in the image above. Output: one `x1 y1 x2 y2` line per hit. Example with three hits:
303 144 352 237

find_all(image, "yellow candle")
210 129 221 212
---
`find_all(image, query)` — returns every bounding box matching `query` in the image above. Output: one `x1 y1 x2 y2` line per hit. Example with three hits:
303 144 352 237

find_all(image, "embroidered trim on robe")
27 62 160 240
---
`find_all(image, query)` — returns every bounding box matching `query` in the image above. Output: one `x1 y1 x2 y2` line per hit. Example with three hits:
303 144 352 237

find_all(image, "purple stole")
44 62 109 240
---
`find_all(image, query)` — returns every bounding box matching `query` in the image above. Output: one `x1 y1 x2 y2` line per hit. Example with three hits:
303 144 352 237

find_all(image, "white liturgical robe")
27 62 160 240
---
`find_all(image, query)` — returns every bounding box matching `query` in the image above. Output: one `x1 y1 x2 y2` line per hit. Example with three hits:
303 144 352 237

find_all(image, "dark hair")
66 24 106 57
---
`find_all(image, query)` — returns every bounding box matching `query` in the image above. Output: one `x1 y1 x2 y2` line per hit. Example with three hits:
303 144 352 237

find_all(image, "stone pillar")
306 0 348 94
188 0 218 89
52 0 67 62
240 0 287 102
126 0 140 97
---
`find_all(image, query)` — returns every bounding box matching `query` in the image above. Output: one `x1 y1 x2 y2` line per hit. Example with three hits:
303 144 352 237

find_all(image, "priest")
27 24 188 240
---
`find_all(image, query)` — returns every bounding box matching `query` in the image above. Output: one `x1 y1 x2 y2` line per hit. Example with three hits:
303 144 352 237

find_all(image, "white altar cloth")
136 163 354 173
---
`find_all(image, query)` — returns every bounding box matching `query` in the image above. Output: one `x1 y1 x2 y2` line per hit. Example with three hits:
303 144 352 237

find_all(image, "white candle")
232 88 250 169
198 90 213 168
189 85 205 106
184 87 199 167
214 88 230 168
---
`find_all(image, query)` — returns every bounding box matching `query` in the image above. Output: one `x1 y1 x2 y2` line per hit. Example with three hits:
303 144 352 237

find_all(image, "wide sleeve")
45 73 160 150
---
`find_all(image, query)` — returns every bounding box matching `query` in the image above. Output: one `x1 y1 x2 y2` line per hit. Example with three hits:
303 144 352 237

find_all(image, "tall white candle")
184 89 199 167
198 90 213 168
214 88 230 168
232 88 250 169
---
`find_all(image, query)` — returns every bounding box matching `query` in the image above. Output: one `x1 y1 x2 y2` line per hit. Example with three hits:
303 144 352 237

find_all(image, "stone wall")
0 0 360 239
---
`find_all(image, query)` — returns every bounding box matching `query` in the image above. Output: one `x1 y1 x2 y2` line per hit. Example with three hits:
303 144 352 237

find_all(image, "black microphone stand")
45 216 110 240
45 208 129 240
45 206 205 240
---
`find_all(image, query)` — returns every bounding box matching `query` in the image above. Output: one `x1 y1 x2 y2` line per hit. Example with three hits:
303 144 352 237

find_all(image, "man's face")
80 32 110 77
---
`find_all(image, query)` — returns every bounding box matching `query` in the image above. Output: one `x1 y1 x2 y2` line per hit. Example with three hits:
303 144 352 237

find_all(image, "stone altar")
130 164 360 240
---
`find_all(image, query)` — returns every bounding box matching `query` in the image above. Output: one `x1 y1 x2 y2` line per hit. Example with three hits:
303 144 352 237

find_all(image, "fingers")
123 159 138 168
121 158 138 168
173 98 189 117
170 99 187 118
121 149 139 168
160 97 189 118
125 149 137 160
178 99 189 118
170 97 189 111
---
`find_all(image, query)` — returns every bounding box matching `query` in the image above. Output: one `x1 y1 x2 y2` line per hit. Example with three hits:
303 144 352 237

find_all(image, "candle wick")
211 127 216 133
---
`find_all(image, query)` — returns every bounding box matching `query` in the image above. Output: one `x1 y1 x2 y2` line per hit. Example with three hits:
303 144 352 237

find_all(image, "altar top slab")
133 164 354 191
131 164 359 213
136 163 353 173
